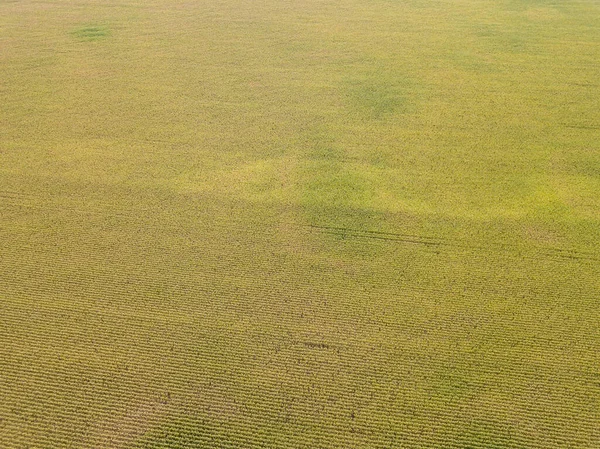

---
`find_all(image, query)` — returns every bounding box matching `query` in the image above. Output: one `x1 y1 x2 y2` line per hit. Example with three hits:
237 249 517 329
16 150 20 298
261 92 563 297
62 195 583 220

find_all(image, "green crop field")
1 0 599 447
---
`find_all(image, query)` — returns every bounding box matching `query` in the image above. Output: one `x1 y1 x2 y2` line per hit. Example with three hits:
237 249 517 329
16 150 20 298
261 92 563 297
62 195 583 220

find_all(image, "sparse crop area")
1 0 599 448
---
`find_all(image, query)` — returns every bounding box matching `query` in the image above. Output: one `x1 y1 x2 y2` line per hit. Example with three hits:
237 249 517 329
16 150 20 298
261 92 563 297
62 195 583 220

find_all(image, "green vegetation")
71 25 111 41
1 0 599 448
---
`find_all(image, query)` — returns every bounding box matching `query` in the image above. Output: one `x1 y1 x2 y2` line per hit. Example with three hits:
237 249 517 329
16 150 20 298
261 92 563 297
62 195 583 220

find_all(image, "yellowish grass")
1 0 599 448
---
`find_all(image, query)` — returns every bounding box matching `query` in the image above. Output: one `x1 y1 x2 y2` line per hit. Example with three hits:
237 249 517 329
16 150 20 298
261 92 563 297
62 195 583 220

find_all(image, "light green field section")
1 0 599 448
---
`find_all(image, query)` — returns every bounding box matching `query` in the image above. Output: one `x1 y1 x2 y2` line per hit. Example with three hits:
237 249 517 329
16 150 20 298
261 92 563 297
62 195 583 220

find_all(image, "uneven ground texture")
1 0 599 448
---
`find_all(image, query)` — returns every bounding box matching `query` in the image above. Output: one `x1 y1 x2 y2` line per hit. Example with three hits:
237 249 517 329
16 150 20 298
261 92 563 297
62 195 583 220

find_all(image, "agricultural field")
1 0 599 447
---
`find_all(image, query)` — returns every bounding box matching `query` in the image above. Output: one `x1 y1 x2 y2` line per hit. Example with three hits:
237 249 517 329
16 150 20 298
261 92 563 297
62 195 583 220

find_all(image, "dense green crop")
1 0 599 448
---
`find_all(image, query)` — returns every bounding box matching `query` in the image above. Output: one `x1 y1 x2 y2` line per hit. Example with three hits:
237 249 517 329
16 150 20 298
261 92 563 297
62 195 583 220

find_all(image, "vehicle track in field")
3 186 599 265
2 201 599 449
302 223 600 263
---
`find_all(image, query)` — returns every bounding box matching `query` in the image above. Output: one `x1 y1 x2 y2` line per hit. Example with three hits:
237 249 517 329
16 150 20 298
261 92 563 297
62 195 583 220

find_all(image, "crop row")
2 281 598 449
